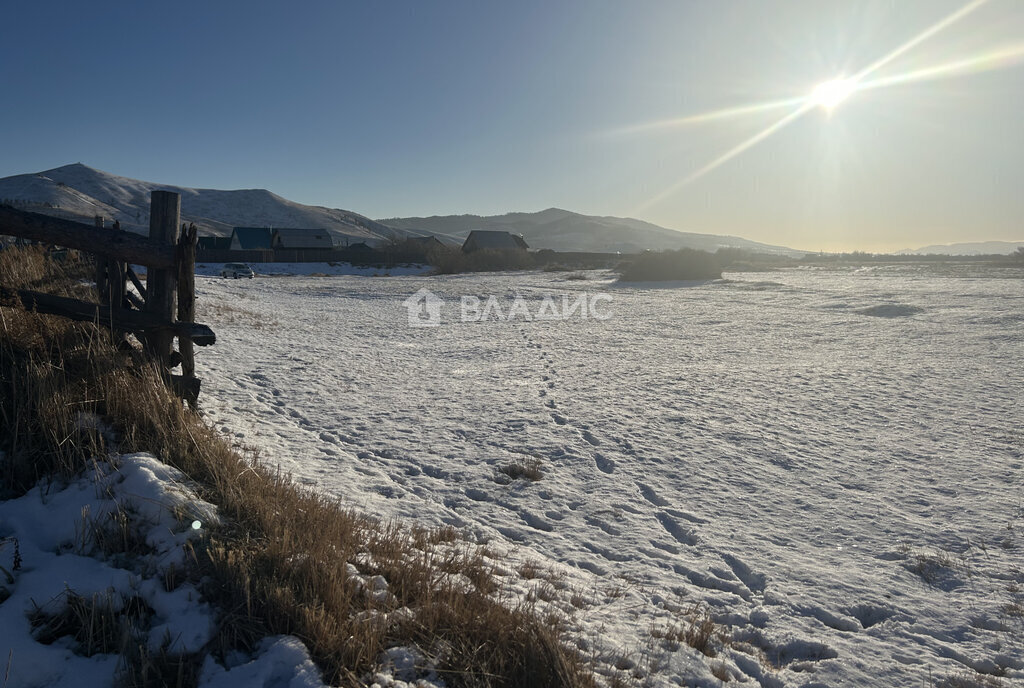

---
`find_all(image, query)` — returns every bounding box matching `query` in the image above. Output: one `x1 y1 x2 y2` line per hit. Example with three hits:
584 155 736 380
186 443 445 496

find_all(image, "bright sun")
809 78 858 110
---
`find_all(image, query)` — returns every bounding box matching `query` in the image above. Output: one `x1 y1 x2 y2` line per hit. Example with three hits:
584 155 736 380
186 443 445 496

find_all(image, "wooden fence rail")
0 205 177 268
0 191 214 404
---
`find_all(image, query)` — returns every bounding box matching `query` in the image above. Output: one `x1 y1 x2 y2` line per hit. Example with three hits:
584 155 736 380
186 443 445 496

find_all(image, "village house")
272 228 334 250
229 227 273 251
196 236 231 251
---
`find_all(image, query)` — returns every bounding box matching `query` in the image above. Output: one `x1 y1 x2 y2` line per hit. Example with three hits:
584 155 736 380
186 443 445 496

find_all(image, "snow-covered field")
194 264 1024 686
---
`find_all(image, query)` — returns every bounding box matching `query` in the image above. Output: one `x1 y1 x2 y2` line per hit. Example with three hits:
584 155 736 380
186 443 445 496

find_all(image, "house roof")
273 228 334 249
407 235 444 245
231 227 273 250
462 230 529 251
345 241 375 252
197 236 231 250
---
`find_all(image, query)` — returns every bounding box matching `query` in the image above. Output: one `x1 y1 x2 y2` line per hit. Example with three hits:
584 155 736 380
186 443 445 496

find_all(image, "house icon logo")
403 288 444 327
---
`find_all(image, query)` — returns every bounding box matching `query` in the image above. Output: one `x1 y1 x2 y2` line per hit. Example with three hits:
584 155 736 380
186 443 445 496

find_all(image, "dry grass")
709 661 731 682
0 246 595 687
933 670 1007 688
911 550 955 583
497 457 544 482
650 604 730 659
1002 601 1024 618
897 543 964 586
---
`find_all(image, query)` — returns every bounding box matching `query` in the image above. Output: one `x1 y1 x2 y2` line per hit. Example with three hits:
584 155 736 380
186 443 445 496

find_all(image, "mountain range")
378 209 800 254
1 164 805 254
899 241 1024 256
16 163 1016 256
0 164 810 254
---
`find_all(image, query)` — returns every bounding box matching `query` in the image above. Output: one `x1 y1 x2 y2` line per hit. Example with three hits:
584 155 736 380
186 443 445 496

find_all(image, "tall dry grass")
0 246 593 687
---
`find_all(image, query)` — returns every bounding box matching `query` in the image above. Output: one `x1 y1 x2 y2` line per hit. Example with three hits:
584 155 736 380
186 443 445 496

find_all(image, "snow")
0 454 327 688
191 264 1024 686
199 636 327 688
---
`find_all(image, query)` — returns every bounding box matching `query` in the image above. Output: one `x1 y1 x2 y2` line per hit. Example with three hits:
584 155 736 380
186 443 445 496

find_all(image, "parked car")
220 262 255 279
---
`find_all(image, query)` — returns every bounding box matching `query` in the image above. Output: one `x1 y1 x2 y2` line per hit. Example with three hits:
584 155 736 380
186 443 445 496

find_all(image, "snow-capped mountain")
0 164 410 246
379 208 803 255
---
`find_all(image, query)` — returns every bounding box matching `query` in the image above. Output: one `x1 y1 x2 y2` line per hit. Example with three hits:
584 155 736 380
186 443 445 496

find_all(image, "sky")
1 0 1023 252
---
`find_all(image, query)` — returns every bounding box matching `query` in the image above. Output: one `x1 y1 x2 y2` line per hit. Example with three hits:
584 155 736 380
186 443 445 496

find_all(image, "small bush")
498 457 544 481
617 249 721 282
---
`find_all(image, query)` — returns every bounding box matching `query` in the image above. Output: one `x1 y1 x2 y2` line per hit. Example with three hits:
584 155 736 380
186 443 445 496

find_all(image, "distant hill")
0 163 413 246
901 241 1024 256
379 208 802 255
0 164 805 254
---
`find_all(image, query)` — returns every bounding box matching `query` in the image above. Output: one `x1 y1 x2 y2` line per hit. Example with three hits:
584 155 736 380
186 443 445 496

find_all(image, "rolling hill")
379 208 802 254
900 240 1024 256
0 163 408 246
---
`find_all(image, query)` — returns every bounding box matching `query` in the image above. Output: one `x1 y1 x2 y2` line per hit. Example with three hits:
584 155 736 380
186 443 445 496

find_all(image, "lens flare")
856 43 1024 93
609 96 805 136
636 104 813 211
628 0 1011 209
851 0 989 83
809 79 858 110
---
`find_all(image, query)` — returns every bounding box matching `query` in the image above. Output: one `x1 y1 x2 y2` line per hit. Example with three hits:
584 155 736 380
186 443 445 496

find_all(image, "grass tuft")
498 457 544 482
650 604 730 659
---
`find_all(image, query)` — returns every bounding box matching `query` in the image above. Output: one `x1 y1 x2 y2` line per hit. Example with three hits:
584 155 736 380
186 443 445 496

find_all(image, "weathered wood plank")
126 265 147 301
0 205 176 268
177 223 198 380
6 288 215 346
144 192 180 366
93 216 109 296
125 291 146 310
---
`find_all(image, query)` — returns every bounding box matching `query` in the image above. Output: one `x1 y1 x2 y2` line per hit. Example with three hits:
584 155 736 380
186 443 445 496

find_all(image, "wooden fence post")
1 199 212 404
94 216 108 297
145 191 180 370
177 222 198 388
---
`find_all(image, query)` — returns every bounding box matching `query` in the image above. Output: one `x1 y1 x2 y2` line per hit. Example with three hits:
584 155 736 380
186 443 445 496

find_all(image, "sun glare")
809 78 857 110
628 0 1020 209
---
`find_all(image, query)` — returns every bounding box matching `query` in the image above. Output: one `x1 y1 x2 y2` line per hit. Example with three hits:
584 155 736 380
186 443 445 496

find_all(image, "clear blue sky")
2 0 1022 251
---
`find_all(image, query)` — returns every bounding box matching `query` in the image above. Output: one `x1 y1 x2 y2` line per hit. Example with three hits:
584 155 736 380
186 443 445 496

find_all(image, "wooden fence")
196 247 384 264
0 191 214 404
